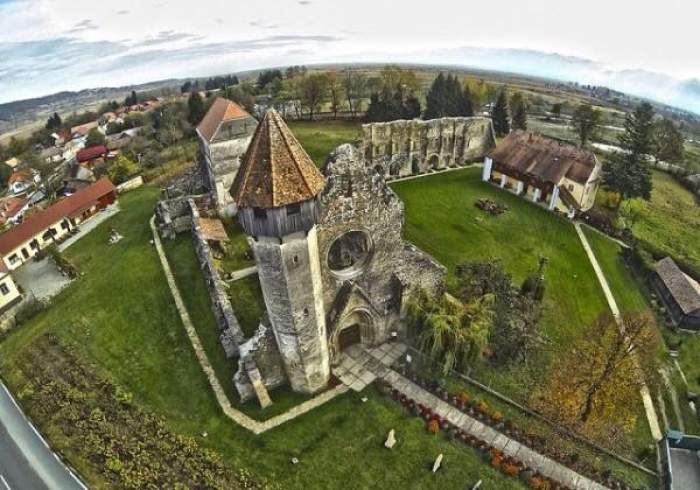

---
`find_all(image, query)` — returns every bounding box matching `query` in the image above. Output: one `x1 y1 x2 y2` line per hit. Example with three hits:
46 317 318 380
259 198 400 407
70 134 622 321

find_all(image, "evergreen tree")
491 89 510 136
187 91 206 126
125 90 138 106
603 102 656 203
652 118 684 164
424 73 447 119
45 112 62 131
571 103 602 148
510 92 528 130
459 85 474 117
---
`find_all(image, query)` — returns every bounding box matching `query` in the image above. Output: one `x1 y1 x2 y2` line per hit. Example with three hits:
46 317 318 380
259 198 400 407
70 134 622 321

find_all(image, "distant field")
288 120 363 166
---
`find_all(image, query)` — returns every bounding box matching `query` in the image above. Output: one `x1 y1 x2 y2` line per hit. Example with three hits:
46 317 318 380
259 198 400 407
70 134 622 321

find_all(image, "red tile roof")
7 170 35 186
77 145 108 162
0 197 27 224
197 97 253 142
0 178 116 256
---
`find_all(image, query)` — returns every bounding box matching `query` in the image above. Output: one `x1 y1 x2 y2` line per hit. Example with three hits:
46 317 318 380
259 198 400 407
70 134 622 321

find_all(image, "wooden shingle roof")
230 110 326 209
197 97 253 143
655 257 700 315
487 131 598 185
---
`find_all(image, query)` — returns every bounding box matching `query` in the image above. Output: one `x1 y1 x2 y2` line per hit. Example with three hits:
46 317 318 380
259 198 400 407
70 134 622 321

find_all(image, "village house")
0 178 117 271
0 265 22 313
70 120 100 140
77 144 109 168
0 196 29 226
482 131 601 218
7 169 41 196
40 146 64 164
651 257 700 330
62 164 96 195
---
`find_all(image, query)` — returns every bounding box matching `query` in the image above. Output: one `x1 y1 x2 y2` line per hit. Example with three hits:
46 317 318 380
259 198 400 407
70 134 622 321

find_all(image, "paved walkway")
13 257 73 302
574 222 663 441
150 216 348 434
58 204 120 252
338 344 610 490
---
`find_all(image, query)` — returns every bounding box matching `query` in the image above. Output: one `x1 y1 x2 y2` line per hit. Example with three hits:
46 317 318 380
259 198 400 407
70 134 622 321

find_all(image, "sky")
1 0 699 111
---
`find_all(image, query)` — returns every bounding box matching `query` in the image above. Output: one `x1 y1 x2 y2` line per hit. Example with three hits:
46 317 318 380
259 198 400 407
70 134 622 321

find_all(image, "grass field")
629 171 700 274
288 120 362 166
580 226 649 314
0 186 528 489
390 168 655 458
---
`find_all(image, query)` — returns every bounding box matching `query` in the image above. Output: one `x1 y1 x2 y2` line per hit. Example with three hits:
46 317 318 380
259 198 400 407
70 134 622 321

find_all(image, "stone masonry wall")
188 200 246 358
233 320 287 402
317 144 447 362
363 117 496 179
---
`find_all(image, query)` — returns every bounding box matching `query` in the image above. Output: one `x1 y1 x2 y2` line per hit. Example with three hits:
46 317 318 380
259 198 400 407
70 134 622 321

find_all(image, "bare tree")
342 69 368 118
326 71 344 119
298 73 329 121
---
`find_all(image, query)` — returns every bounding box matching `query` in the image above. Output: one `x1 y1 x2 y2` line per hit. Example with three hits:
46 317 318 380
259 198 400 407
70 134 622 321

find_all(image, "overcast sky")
1 0 699 109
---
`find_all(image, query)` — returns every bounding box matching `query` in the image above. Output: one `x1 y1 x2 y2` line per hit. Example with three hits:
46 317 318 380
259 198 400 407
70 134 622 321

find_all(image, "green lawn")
0 186 526 489
629 171 700 275
288 120 362 167
581 225 649 314
391 168 608 387
390 168 655 459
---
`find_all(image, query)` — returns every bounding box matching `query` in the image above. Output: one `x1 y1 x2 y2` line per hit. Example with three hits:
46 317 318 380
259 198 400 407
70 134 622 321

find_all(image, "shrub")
503 463 520 477
427 419 440 434
457 391 470 405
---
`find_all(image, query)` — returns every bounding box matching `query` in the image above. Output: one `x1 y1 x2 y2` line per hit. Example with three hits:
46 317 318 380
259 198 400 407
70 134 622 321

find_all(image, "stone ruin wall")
188 200 246 358
316 144 447 362
362 117 496 179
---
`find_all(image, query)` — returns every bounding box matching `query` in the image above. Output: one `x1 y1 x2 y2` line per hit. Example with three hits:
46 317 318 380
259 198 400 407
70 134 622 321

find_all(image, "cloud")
116 10 129 15
249 21 280 30
66 19 98 33
131 30 202 47
298 1 312 4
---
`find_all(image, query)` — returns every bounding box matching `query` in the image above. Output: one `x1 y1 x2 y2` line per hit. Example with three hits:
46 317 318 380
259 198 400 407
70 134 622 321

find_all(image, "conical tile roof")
231 110 326 209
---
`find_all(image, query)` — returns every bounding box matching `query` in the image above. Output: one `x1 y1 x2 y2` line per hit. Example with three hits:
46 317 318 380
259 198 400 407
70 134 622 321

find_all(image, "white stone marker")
432 453 443 473
384 429 396 449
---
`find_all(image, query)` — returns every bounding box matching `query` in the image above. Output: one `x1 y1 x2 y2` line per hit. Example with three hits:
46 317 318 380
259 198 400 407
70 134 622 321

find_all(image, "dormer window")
286 203 301 216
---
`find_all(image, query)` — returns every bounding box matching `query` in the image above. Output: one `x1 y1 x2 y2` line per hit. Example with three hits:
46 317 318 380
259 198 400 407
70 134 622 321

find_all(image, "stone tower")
230 110 330 394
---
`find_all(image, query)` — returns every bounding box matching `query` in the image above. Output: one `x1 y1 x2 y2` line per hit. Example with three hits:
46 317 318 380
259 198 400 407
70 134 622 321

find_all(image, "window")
568 184 574 192
253 208 266 219
8 254 19 265
61 221 69 230
0 283 8 295
286 203 301 216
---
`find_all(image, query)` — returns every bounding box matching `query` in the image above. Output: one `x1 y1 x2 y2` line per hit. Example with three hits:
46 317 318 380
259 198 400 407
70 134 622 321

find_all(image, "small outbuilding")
651 257 700 330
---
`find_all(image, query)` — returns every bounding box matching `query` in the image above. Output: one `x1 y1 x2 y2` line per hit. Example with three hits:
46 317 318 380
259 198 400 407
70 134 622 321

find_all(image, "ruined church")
178 98 496 402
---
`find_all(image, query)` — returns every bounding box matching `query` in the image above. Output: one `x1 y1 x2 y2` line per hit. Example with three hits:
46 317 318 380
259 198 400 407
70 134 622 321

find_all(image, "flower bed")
380 378 641 490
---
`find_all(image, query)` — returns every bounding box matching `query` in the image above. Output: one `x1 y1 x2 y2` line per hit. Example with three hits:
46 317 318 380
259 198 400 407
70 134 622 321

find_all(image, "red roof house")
77 145 108 167
0 178 117 269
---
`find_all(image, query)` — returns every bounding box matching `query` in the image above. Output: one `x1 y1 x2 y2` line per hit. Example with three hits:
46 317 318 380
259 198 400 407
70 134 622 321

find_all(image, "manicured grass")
288 120 362 167
580 225 650 314
390 168 655 458
0 186 526 489
679 336 700 394
227 274 266 338
629 171 700 274
391 168 608 390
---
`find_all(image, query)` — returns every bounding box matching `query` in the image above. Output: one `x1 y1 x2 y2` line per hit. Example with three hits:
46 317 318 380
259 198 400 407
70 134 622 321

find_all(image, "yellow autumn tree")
533 312 659 446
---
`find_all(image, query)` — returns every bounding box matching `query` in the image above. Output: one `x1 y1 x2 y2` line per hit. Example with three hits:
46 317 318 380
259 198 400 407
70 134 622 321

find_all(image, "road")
0 382 85 490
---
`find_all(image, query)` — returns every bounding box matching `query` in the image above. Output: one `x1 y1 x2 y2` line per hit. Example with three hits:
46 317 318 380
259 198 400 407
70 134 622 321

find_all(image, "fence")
405 346 658 477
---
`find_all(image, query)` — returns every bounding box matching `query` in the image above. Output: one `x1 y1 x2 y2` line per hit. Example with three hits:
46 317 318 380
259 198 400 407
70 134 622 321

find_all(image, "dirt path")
574 223 663 441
